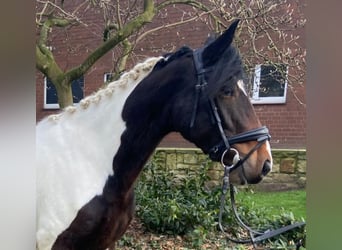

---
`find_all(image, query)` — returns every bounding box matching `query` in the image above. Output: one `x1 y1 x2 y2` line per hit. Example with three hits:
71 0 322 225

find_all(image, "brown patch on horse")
52 186 135 250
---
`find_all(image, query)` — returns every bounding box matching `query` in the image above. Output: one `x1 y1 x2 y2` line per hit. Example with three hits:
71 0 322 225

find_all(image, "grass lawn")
237 189 306 220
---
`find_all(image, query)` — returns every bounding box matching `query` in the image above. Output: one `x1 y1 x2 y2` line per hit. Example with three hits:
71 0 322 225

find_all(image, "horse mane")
43 56 163 123
153 46 192 70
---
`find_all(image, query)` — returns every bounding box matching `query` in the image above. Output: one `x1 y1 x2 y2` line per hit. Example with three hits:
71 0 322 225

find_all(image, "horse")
36 20 273 250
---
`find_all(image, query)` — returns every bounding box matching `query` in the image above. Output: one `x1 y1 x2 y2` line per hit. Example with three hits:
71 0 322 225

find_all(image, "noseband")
190 48 271 171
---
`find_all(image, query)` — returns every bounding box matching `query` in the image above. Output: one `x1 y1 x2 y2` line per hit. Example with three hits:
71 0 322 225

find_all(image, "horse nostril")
262 160 272 176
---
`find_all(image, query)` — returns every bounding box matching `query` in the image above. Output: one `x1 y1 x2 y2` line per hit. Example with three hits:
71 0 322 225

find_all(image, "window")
104 72 122 84
249 64 288 104
44 77 84 109
104 72 113 84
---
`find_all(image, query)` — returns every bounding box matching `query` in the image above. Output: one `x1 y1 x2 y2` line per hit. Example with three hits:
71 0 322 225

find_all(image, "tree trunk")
55 80 73 109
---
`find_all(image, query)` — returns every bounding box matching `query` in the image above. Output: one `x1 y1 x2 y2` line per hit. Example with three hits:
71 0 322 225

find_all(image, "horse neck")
111 131 161 189
109 76 176 196
111 114 169 196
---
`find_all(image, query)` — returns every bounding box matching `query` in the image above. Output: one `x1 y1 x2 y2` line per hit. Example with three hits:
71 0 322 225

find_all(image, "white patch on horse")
265 140 273 169
36 57 162 250
237 79 247 96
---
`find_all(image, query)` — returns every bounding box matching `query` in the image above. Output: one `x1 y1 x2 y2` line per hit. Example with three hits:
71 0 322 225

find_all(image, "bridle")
190 48 271 168
190 48 306 248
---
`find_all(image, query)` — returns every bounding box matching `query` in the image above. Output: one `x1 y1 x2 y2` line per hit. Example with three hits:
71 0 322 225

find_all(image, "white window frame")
250 64 288 104
104 72 113 84
44 77 59 109
43 77 84 109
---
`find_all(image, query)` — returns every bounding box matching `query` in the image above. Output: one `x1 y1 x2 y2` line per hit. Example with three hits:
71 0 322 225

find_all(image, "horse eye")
221 86 234 96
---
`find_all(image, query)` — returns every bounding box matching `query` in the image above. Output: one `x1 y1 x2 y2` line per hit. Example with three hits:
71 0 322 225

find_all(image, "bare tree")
210 0 306 104
36 0 216 108
36 0 306 108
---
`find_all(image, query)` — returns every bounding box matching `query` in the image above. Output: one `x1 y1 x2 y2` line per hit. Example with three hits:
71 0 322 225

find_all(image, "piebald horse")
36 20 272 250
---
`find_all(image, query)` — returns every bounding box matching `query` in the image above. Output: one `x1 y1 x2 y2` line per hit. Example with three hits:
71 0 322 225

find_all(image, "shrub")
134 158 306 248
135 160 221 235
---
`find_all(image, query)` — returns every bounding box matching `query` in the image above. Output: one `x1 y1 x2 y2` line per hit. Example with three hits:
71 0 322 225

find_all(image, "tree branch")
36 44 64 83
136 9 212 44
65 0 156 81
38 17 73 54
157 0 208 12
156 0 223 30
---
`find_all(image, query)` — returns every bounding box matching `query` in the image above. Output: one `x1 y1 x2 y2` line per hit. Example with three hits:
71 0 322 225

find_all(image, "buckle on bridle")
220 148 240 169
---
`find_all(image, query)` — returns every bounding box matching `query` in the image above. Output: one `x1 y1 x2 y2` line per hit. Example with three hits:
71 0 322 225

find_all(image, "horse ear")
202 19 240 66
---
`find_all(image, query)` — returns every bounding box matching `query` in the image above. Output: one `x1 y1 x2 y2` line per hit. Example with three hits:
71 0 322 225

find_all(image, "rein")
218 162 306 247
191 48 306 247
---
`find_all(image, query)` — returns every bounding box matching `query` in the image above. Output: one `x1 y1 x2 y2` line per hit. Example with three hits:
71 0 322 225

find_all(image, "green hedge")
135 159 306 248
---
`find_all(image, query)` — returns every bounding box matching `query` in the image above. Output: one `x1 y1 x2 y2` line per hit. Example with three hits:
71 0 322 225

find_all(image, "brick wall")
152 148 306 191
36 0 306 149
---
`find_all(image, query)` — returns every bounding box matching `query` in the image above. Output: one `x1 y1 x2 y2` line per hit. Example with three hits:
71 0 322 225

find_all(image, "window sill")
251 98 286 104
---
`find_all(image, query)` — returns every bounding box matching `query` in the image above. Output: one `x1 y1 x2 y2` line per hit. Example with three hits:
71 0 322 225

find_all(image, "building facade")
36 1 306 150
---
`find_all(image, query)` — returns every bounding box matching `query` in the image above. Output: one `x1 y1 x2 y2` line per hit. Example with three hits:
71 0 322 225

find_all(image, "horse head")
158 20 273 184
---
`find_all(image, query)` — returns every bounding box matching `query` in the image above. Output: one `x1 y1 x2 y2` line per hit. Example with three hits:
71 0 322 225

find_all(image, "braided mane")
44 57 162 123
